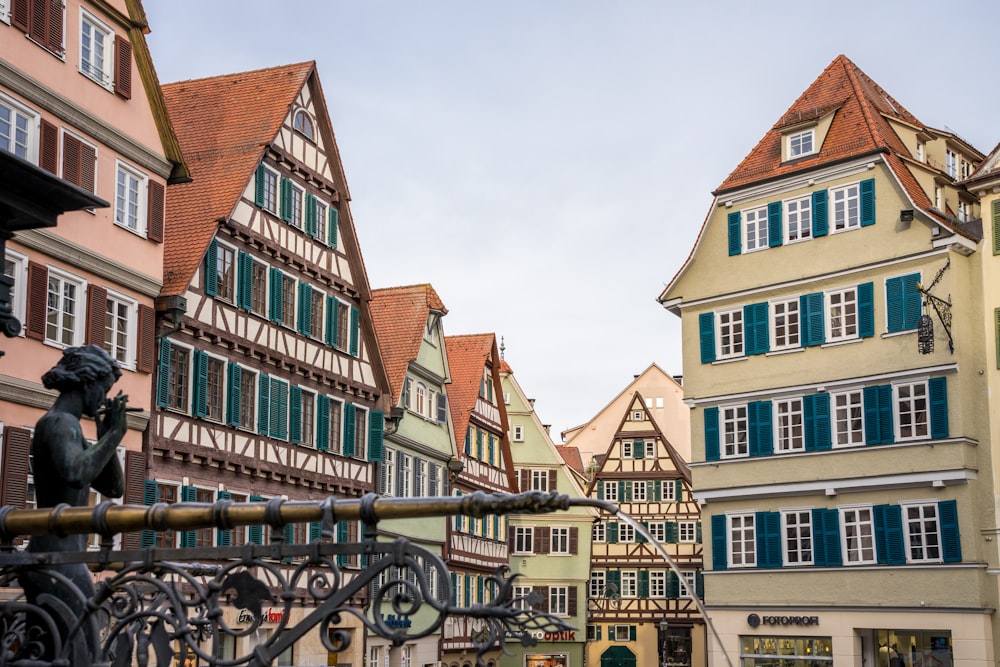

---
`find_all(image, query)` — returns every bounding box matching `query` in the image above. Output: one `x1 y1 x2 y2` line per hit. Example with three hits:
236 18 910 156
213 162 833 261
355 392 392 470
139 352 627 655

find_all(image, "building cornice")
714 153 883 205
0 374 150 431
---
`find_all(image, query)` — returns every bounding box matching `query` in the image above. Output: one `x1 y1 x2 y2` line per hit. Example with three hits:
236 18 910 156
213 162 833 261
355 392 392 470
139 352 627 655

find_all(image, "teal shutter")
204 238 218 297
767 201 782 247
606 570 621 594
289 386 302 444
675 479 684 501
156 338 171 407
939 499 961 563
271 379 289 440
800 292 825 346
803 392 831 451
343 404 356 456
704 407 720 461
257 373 270 435
284 523 295 546
744 302 769 355
887 274 921 332
279 177 292 222
325 295 337 346
180 486 198 547
316 395 330 451
217 490 232 546
812 508 842 566
667 570 680 599
305 193 317 236
248 495 264 544
336 520 349 566
349 306 360 356
864 385 894 445
653 480 662 501
994 200 1000 255
874 503 905 565
607 521 618 544
860 178 875 226
665 522 678 544
141 480 158 548
695 571 704 598
237 252 253 310
630 626 636 641
748 400 773 457
727 211 741 256
269 268 283 322
699 312 716 363
812 190 828 237
226 362 242 427
634 441 644 460
711 515 727 570
886 276 904 332
368 411 384 461
858 282 874 338
254 163 266 207
902 274 921 330
638 570 649 598
597 480 604 500
192 350 208 418
328 206 339 247
756 511 782 568
310 521 322 542
929 377 949 439
297 282 312 336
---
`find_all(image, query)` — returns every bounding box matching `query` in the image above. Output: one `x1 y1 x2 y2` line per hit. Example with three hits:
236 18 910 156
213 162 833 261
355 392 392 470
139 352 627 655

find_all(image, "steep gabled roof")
160 62 314 295
556 445 584 474
444 333 497 444
370 284 448 405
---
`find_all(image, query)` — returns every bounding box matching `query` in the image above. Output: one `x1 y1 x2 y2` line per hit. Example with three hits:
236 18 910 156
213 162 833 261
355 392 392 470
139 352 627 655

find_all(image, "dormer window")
293 109 314 141
785 129 815 160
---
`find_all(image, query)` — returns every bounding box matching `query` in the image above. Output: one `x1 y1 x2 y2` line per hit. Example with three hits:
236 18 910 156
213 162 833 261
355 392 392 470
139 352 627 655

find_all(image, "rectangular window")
946 149 958 179
103 291 134 366
895 381 928 440
399 454 412 497
549 586 568 616
903 502 941 562
631 480 646 502
781 510 813 565
530 470 549 492
620 571 637 598
328 399 343 454
787 129 814 158
215 243 236 303
79 9 113 88
827 287 858 341
0 95 37 162
841 506 876 565
621 441 632 458
380 448 396 495
771 298 800 350
336 300 349 351
513 526 533 553
115 162 147 234
775 398 803 452
612 625 631 642
592 521 605 543
205 356 225 422
785 195 812 242
603 482 617 502
153 483 178 548
301 390 315 447
589 570 605 599
314 199 327 241
728 513 756 568
194 487 214 547
354 407 367 459
831 183 860 231
280 273 296 328
289 183 304 228
663 479 676 501
250 259 267 316
833 390 864 447
743 205 768 252
650 570 667 598
261 167 278 214
679 571 697 598
46 269 84 347
239 368 256 430
679 521 697 543
649 522 666 543
167 345 190 411
512 424 524 442
309 289 324 341
717 308 744 359
4 250 27 330
722 405 748 458
551 527 570 554
619 523 635 543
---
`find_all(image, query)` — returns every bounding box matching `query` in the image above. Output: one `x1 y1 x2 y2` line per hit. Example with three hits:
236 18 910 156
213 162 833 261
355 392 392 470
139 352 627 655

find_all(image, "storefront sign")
509 630 577 642
237 607 287 624
747 614 819 628
525 652 569 667
382 614 412 629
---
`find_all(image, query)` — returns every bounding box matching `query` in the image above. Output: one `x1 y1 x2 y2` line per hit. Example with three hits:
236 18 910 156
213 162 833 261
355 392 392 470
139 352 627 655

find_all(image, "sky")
145 1 1000 440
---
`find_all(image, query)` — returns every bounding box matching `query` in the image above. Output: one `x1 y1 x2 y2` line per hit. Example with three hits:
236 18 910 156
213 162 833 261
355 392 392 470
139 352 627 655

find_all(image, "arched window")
293 109 314 141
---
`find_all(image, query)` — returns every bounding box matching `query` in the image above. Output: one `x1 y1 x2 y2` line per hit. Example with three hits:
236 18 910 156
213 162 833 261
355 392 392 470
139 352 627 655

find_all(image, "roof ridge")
162 60 315 87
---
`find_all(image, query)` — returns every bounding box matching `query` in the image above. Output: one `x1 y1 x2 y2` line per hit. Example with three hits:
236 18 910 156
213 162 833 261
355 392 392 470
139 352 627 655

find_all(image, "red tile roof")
556 445 584 474
370 284 448 404
444 333 497 449
160 62 314 295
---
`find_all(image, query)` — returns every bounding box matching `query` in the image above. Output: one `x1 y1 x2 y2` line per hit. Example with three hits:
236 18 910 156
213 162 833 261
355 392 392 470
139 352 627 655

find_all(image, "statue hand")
102 391 129 439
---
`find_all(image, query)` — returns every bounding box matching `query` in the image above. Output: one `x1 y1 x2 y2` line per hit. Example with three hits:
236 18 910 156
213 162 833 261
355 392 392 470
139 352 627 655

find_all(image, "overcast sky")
146 1 1000 440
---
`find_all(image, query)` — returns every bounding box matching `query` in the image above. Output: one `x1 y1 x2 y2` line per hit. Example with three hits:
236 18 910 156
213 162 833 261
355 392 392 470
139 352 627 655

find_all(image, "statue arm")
41 396 127 493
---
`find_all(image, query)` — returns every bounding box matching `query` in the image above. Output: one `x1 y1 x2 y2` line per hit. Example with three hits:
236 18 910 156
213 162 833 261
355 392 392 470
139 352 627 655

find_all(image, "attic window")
785 129 815 160
293 109 314 141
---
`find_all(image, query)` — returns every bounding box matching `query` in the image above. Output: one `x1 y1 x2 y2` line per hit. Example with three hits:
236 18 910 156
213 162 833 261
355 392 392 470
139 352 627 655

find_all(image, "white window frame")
915 142 924 162
631 480 646 502
621 441 633 458
314 198 327 240
785 128 815 159
103 288 137 369
716 307 744 359
513 525 533 554
619 522 635 543
774 397 804 452
512 584 532 610
603 482 617 502
0 0 9 24
648 521 666 543
632 410 643 421
784 194 812 243
728 512 756 568
781 509 813 566
0 93 39 163
612 625 631 642
679 521 697 543
721 404 749 459
530 469 549 492
203 351 228 423
945 149 958 179
588 570 605 599
840 505 876 565
415 382 427 416
743 205 769 252
649 570 667 598
549 586 569 616
289 182 304 229
399 453 412 497
592 521 605 543
4 249 27 336
619 570 637 598
79 8 114 90
645 440 655 458
236 366 257 432
299 389 317 448
512 424 524 442
550 526 570 554
214 239 237 304
663 479 676 501
45 266 86 348
770 297 800 350
825 286 858 342
831 182 860 232
901 500 942 563
381 448 396 496
679 571 697 598
261 166 279 214
894 380 929 441
114 161 148 236
832 389 864 448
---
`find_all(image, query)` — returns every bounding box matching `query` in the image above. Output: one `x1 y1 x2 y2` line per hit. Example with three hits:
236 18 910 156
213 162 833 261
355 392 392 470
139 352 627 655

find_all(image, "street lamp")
659 619 670 667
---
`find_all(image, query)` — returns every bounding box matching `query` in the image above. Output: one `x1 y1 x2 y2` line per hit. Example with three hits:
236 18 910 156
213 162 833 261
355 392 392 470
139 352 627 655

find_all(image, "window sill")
113 220 147 239
765 347 804 357
79 69 114 93
820 337 862 348
882 329 916 339
712 355 748 365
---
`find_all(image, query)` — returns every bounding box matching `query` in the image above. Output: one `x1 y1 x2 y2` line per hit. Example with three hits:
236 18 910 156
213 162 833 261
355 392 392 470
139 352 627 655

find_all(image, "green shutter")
748 400 772 457
858 282 874 337
667 571 680 598
756 511 781 568
704 407 720 461
325 295 337 346
180 486 198 547
995 309 1000 369
329 206 339 247
633 440 644 460
343 403 356 456
699 312 716 363
744 302 769 355
204 238 218 297
280 177 292 222
289 386 302 444
929 377 948 439
665 522 678 544
156 338 171 407
192 350 208 418
860 178 875 226
939 499 961 563
812 508 842 566
226 362 242 427
800 292 825 346
237 252 253 310
638 570 649 598
305 193 317 236
607 521 618 544
767 201 782 247
258 373 270 435
812 189 828 237
886 273 923 332
727 211 741 256
269 268 283 322
316 395 330 451
368 411 384 461
863 384 893 445
248 495 264 544
297 282 312 336
873 504 905 565
711 515 727 570
675 479 684 501
803 392 831 451
141 480 158 548
271 379 289 441
349 306 360 356
254 163 266 207
217 490 233 546
310 521 323 542
993 200 1000 255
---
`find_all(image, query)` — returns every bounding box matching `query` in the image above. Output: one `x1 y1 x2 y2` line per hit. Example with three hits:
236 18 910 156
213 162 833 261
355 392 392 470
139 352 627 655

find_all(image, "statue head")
41 345 123 406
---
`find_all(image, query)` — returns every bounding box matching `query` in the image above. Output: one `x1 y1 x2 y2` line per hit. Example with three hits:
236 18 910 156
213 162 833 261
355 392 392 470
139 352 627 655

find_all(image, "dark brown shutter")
85 284 107 346
113 34 132 99
146 181 164 242
25 261 47 340
508 526 515 551
122 449 145 549
568 586 577 616
39 119 58 174
11 0 28 31
549 469 557 491
29 0 46 44
1 427 31 509
536 526 549 554
518 469 528 492
569 526 578 554
136 304 155 373
533 585 548 612
81 143 96 193
62 133 81 187
45 0 63 56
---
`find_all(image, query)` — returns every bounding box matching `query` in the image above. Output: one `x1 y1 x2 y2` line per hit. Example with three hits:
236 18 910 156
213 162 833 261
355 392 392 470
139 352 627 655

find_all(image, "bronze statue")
19 344 129 661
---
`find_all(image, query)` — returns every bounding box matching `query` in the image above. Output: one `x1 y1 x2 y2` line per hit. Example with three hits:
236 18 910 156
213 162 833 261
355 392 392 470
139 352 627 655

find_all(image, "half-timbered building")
155 62 391 666
442 334 516 667
587 393 705 667
369 284 457 667
0 0 186 529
